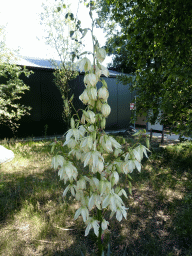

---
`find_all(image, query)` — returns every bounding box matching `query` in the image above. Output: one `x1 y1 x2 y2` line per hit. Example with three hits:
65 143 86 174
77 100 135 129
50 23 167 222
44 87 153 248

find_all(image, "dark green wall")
0 66 135 139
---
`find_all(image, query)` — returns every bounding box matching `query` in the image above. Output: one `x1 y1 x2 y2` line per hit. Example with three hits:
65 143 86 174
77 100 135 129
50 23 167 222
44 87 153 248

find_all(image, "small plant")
44 124 48 138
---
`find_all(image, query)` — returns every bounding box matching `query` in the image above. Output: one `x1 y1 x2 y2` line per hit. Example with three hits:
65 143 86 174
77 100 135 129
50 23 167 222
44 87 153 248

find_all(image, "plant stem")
96 172 103 256
97 208 103 256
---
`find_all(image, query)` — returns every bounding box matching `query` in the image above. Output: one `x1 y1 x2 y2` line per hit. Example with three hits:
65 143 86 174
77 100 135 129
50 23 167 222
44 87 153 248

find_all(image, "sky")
0 0 112 66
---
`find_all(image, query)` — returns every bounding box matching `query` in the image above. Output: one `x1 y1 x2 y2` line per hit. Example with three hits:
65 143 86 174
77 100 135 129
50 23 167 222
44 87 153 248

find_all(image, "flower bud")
79 57 91 72
101 117 106 129
100 65 109 77
79 90 89 104
81 113 86 124
96 48 106 63
87 87 97 101
85 110 96 124
84 74 98 87
101 219 109 231
96 99 103 111
70 117 75 129
92 131 97 140
95 65 102 78
98 86 109 101
101 103 111 117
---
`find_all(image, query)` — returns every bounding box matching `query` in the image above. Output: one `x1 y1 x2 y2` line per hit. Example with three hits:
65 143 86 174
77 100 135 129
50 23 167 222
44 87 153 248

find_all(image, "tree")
0 26 32 134
40 0 83 127
96 0 192 136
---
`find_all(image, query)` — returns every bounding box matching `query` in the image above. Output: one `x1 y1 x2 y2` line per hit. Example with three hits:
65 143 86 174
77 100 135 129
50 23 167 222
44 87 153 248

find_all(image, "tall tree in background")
0 26 32 134
96 0 192 136
40 0 82 128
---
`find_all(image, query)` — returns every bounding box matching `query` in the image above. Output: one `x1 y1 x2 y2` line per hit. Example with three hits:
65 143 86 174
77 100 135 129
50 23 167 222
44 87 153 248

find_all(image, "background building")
0 57 138 138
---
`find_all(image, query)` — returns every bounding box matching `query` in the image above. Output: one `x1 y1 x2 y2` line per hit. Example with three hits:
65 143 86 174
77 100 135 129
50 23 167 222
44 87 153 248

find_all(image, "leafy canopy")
0 26 32 133
96 0 192 136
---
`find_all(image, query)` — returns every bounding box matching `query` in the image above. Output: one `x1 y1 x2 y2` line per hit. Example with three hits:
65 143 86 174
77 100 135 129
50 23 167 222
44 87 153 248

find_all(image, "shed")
0 56 137 138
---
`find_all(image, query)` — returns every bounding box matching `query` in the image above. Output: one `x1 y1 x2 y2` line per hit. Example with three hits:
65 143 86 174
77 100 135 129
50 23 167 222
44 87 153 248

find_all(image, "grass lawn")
0 136 192 256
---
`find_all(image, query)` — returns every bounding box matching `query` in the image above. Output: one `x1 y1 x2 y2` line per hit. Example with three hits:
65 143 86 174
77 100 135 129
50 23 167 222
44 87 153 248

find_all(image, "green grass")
0 138 192 255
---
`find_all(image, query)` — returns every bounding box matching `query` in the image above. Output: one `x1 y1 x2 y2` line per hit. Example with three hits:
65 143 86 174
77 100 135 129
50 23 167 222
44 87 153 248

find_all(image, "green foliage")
96 0 192 137
40 1 84 127
0 27 32 133
53 67 78 125
165 141 192 170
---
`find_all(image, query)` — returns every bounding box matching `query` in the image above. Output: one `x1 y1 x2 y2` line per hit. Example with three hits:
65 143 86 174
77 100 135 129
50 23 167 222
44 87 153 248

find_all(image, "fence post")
150 129 153 142
161 130 164 144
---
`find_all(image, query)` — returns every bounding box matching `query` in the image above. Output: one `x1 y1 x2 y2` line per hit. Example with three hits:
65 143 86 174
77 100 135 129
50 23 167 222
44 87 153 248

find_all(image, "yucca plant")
51 1 149 255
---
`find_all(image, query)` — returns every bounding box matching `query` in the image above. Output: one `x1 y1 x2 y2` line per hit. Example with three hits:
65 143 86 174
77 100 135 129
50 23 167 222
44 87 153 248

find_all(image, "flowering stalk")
51 3 149 256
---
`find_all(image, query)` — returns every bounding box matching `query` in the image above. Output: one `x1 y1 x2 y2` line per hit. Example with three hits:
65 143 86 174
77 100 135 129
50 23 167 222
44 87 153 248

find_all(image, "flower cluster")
52 46 149 238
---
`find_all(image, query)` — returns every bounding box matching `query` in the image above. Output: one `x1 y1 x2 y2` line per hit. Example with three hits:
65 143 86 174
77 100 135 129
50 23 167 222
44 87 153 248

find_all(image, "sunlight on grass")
0 139 192 255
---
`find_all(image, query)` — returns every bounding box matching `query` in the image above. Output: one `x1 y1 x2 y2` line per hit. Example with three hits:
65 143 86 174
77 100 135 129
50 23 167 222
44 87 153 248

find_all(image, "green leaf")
70 31 75 37
122 246 127 256
101 79 108 88
128 181 132 195
70 13 74 20
69 94 74 102
127 174 132 180
80 250 85 256
80 28 88 39
106 242 111 256
146 137 150 149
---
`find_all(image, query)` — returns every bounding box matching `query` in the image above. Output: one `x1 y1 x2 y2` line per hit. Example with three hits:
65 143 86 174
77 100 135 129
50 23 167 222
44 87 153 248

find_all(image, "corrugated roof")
16 56 121 78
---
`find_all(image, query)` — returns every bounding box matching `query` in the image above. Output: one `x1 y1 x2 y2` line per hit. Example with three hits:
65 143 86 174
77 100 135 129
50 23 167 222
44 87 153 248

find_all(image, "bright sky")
0 0 112 66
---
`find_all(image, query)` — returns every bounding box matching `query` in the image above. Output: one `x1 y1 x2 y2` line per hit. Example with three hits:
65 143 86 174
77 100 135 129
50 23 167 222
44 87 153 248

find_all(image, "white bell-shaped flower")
99 179 111 195
102 189 124 212
69 148 82 160
74 206 89 222
63 184 76 197
88 193 102 210
95 65 102 78
79 57 92 72
58 161 78 183
87 124 95 132
84 73 98 87
114 148 123 157
101 219 109 231
110 171 119 185
51 155 65 169
100 65 109 77
101 103 111 117
78 125 87 136
96 48 106 63
96 99 103 111
83 110 96 124
80 136 93 151
65 127 81 142
100 135 121 153
98 86 109 101
87 87 97 101
122 160 134 174
100 117 106 129
63 138 77 149
79 89 90 104
85 217 100 237
91 158 104 173
115 206 128 222
76 177 87 190
83 150 104 169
